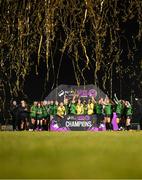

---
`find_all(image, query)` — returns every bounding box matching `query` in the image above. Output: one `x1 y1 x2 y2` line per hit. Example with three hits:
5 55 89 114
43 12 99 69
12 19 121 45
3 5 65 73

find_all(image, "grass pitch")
0 131 142 179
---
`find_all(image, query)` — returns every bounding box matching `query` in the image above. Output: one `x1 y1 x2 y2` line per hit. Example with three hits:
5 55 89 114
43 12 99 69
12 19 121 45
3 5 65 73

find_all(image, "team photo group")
10 94 132 132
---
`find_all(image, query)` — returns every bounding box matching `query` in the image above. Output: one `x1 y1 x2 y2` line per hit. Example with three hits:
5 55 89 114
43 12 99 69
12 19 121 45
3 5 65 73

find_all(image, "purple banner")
50 113 118 131
50 115 104 131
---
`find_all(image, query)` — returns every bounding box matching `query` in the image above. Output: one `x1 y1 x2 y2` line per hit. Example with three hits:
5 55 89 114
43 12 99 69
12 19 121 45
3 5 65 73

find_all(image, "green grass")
0 131 142 179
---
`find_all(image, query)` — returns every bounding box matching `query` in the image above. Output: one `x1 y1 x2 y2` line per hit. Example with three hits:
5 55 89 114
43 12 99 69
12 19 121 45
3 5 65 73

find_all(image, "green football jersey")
42 106 48 117
95 103 103 115
70 103 77 114
116 102 124 114
36 107 43 119
53 105 58 115
126 105 132 116
49 104 55 115
64 104 69 115
30 105 37 118
104 104 112 115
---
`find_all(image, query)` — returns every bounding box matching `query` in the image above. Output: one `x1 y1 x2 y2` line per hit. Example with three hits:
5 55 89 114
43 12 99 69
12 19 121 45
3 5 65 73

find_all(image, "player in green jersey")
114 94 125 130
36 102 43 131
53 101 59 115
69 98 77 115
104 97 113 130
49 100 55 116
95 98 104 127
46 100 51 130
124 101 132 130
29 101 37 131
42 101 49 130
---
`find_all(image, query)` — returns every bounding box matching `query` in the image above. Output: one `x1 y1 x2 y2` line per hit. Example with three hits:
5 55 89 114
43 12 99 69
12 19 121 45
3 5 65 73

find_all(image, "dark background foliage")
0 0 142 118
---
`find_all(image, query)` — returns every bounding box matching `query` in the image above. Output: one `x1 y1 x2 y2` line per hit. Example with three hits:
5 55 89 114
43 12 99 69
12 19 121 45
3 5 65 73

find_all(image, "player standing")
87 98 95 115
57 102 66 118
124 101 132 131
19 100 29 130
69 97 77 115
29 101 37 131
42 101 49 130
36 102 43 131
95 98 104 127
104 97 113 131
76 99 84 115
114 94 125 130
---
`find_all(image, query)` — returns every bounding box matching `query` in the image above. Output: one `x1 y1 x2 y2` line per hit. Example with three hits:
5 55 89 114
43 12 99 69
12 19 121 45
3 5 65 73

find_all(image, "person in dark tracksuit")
18 100 29 130
10 101 19 131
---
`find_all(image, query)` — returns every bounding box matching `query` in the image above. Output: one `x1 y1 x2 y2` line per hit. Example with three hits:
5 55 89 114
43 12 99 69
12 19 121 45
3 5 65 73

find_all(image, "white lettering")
65 121 92 128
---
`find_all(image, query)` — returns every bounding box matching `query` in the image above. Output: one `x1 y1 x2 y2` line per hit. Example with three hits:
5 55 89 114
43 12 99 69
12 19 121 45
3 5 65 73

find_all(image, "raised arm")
114 93 119 104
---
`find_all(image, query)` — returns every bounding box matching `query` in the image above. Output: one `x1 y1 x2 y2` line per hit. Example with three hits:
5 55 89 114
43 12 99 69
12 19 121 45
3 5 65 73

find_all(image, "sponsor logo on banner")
77 89 97 98
58 89 97 100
